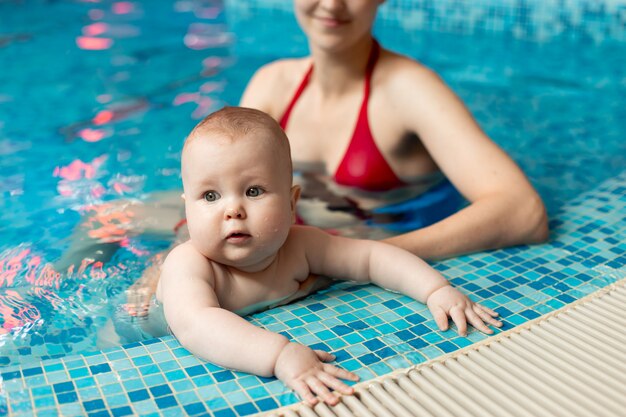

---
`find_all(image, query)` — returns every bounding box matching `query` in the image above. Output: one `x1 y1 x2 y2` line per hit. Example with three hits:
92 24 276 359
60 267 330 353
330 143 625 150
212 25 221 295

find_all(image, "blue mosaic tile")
89 364 112 375
154 395 178 410
34 396 55 409
22 367 43 377
183 402 207 416
128 389 149 403
83 399 106 412
149 385 172 398
112 406 133 417
56 391 79 404
52 381 74 394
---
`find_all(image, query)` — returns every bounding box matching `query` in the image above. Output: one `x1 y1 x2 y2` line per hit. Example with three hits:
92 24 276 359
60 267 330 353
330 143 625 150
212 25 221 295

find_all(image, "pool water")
0 0 624 366
0 1 625 416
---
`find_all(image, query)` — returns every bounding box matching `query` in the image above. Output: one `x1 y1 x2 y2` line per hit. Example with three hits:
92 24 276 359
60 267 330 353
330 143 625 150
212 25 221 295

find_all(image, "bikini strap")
280 39 379 130
333 38 407 190
279 64 313 130
362 39 380 106
173 218 187 234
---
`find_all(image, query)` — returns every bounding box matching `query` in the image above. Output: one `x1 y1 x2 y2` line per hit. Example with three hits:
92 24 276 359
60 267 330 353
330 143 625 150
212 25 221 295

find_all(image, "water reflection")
0 0 233 366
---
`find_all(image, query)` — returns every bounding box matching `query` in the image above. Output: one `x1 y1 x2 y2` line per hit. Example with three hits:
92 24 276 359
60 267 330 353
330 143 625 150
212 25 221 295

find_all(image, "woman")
238 0 548 260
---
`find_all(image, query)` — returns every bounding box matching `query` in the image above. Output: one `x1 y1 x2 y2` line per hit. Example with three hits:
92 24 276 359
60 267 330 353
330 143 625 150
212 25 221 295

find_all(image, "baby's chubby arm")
159 242 358 405
295 226 501 335
296 226 446 301
159 242 288 377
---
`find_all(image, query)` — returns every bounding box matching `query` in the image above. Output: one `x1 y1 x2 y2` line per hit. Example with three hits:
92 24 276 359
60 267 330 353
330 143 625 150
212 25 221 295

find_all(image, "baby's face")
181 130 298 271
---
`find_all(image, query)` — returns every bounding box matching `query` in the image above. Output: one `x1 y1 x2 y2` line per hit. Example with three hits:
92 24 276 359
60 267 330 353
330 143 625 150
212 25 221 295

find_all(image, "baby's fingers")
323 364 360 383
314 350 336 363
431 306 450 332
465 308 493 335
318 371 355 396
450 306 468 336
292 379 318 405
306 376 338 405
474 304 502 328
475 303 499 317
324 364 359 386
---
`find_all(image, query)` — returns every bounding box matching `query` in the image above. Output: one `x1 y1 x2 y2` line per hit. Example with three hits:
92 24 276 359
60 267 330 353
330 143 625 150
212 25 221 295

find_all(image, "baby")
157 106 501 405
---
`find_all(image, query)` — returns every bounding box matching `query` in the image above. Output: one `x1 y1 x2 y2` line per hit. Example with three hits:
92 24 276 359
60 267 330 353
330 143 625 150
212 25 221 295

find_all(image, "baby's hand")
426 285 502 336
274 342 359 405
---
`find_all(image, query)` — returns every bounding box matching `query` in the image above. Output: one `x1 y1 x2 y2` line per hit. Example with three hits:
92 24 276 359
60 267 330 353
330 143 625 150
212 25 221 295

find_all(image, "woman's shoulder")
240 57 311 115
246 57 311 94
376 48 455 113
256 56 310 77
378 48 443 88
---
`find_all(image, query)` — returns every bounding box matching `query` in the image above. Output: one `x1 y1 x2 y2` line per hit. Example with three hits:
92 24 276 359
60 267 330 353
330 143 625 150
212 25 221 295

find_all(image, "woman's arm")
385 64 548 260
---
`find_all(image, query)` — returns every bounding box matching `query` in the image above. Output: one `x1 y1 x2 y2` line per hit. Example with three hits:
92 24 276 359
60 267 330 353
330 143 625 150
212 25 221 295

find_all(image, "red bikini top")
279 40 406 191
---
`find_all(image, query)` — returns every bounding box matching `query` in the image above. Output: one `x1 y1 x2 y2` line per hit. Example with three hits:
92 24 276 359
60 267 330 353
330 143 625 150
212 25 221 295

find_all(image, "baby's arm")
297 226 501 335
160 243 287 374
159 242 357 405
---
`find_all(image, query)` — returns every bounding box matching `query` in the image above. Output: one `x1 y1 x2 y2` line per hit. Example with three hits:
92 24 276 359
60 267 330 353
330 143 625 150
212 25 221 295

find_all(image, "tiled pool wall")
1 171 624 416
1 0 626 416
227 0 626 42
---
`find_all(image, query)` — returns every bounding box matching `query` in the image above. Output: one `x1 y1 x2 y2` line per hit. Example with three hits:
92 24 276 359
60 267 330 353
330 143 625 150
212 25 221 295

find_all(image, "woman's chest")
287 97 435 180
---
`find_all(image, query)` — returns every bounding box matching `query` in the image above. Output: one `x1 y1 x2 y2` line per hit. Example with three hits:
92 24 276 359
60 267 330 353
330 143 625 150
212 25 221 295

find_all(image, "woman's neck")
308 37 374 96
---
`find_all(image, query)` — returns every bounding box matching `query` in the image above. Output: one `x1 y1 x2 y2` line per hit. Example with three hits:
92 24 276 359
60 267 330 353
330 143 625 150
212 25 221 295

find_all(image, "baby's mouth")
226 232 252 243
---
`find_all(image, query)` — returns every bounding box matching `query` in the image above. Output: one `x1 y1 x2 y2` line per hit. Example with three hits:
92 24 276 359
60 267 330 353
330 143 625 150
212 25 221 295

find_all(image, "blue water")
0 0 625 367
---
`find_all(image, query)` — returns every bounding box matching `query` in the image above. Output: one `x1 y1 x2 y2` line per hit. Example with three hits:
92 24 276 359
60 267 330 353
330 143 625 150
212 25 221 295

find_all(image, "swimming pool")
1 0 625 415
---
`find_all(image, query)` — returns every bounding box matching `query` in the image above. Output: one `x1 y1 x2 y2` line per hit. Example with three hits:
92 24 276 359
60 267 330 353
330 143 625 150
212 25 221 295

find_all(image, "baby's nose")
224 207 246 220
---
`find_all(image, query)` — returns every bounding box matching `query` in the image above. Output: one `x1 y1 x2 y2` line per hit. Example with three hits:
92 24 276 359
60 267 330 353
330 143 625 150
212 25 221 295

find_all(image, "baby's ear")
180 193 185 201
290 185 301 222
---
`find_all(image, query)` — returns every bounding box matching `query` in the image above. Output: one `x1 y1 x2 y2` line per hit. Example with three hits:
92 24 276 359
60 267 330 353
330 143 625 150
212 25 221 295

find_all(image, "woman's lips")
316 16 348 28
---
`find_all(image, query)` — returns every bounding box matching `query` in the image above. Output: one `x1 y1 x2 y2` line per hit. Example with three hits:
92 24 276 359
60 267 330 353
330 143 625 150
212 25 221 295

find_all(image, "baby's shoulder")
287 224 324 238
167 240 203 259
163 241 216 276
283 225 330 253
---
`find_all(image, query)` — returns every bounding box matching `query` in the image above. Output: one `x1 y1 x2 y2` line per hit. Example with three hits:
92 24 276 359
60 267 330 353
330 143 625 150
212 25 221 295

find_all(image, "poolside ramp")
262 279 626 417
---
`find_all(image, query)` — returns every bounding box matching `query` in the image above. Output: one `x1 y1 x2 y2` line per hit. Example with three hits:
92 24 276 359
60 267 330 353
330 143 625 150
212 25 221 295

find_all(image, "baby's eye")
203 191 221 202
246 186 265 198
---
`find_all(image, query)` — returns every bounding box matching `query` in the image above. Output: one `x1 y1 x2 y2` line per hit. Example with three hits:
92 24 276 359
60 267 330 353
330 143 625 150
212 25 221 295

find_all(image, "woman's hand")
125 253 164 317
274 343 359 405
426 285 502 336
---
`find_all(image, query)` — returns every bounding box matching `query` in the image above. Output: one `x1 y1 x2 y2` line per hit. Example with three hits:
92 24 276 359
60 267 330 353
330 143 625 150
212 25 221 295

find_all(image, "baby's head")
181 107 300 271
